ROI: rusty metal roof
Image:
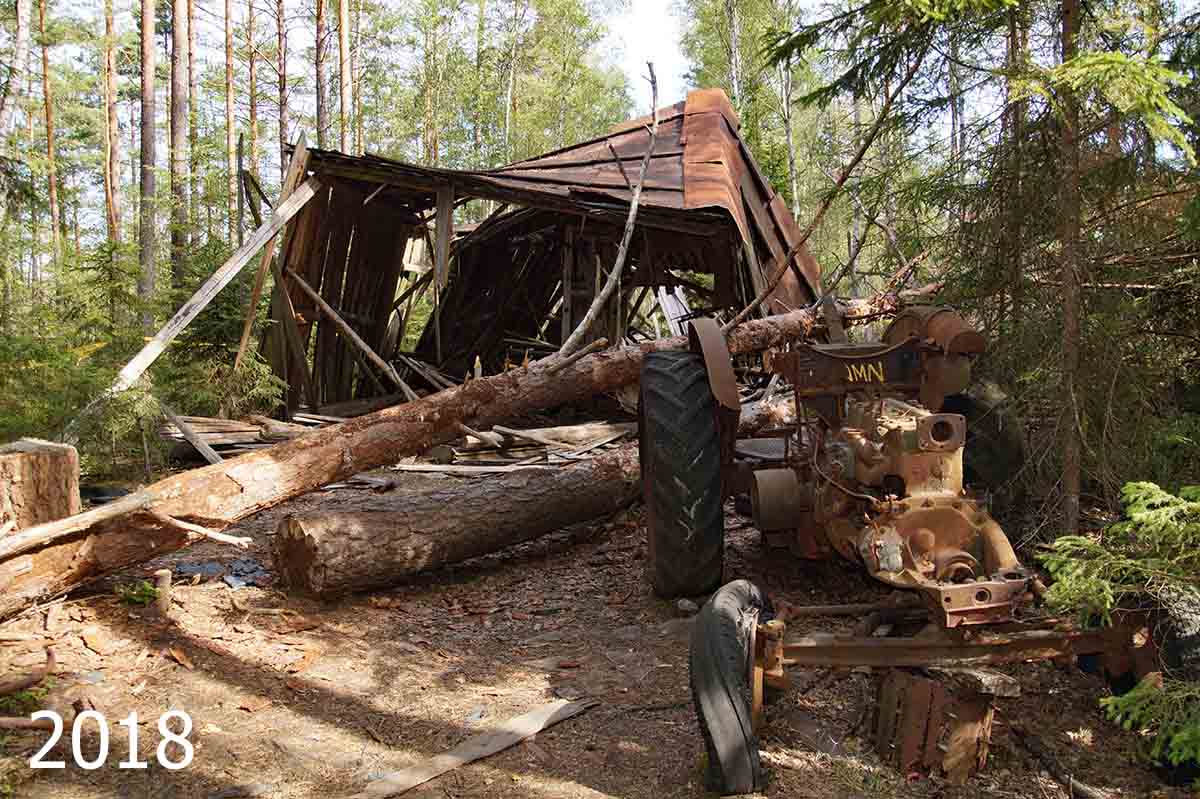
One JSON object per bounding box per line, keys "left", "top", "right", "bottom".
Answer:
{"left": 301, "top": 88, "right": 820, "bottom": 301}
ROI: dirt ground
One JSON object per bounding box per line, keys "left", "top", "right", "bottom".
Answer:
{"left": 0, "top": 472, "right": 1188, "bottom": 799}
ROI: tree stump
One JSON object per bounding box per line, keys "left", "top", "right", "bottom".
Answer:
{"left": 0, "top": 439, "right": 81, "bottom": 535}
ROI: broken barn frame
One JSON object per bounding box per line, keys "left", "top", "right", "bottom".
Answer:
{"left": 261, "top": 88, "right": 821, "bottom": 413}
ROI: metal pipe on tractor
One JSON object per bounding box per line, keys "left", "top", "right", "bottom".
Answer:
{"left": 637, "top": 304, "right": 1149, "bottom": 794}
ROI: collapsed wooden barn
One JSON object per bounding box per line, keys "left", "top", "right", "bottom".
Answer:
{"left": 262, "top": 88, "right": 821, "bottom": 415}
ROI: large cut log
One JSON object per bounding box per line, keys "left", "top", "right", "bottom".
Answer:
{"left": 274, "top": 443, "right": 640, "bottom": 597}
{"left": 0, "top": 440, "right": 80, "bottom": 534}
{"left": 0, "top": 286, "right": 934, "bottom": 621}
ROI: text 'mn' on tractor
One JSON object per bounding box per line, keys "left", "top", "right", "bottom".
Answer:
{"left": 638, "top": 305, "right": 1147, "bottom": 794}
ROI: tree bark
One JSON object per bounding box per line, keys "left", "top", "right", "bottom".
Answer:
{"left": 274, "top": 443, "right": 641, "bottom": 597}
{"left": 0, "top": 0, "right": 31, "bottom": 135}
{"left": 725, "top": 0, "right": 741, "bottom": 107}
{"left": 337, "top": 0, "right": 350, "bottom": 151}
{"left": 351, "top": 0, "right": 362, "bottom": 155}
{"left": 226, "top": 0, "right": 237, "bottom": 242}
{"left": 103, "top": 0, "right": 121, "bottom": 245}
{"left": 39, "top": 0, "right": 60, "bottom": 269}
{"left": 0, "top": 287, "right": 930, "bottom": 621}
{"left": 187, "top": 0, "right": 198, "bottom": 244}
{"left": 277, "top": 0, "right": 287, "bottom": 179}
{"left": 0, "top": 439, "right": 80, "bottom": 534}
{"left": 1059, "top": 0, "right": 1082, "bottom": 533}
{"left": 473, "top": 0, "right": 485, "bottom": 165}
{"left": 138, "top": 0, "right": 156, "bottom": 332}
{"left": 315, "top": 0, "right": 327, "bottom": 149}
{"left": 170, "top": 0, "right": 189, "bottom": 288}
{"left": 248, "top": 1, "right": 259, "bottom": 172}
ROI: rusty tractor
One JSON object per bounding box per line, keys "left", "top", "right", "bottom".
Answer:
{"left": 637, "top": 305, "right": 1148, "bottom": 794}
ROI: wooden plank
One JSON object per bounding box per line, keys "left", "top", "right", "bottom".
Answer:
{"left": 103, "top": 177, "right": 321, "bottom": 396}
{"left": 434, "top": 184, "right": 453, "bottom": 288}
{"left": 158, "top": 402, "right": 223, "bottom": 465}
{"left": 352, "top": 700, "right": 598, "bottom": 799}
{"left": 234, "top": 135, "right": 310, "bottom": 371}
{"left": 270, "top": 259, "right": 321, "bottom": 412}
{"left": 286, "top": 268, "right": 420, "bottom": 403}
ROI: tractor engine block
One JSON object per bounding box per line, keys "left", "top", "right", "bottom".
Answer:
{"left": 749, "top": 307, "right": 1034, "bottom": 628}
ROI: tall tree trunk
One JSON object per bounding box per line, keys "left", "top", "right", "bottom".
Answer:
{"left": 314, "top": 0, "right": 327, "bottom": 149}
{"left": 103, "top": 0, "right": 122, "bottom": 245}
{"left": 39, "top": 0, "right": 60, "bottom": 270}
{"left": 1059, "top": 0, "right": 1082, "bottom": 533}
{"left": 351, "top": 0, "right": 362, "bottom": 155}
{"left": 138, "top": 0, "right": 156, "bottom": 332}
{"left": 225, "top": 0, "right": 236, "bottom": 241}
{"left": 337, "top": 0, "right": 350, "bottom": 151}
{"left": 503, "top": 0, "right": 523, "bottom": 162}
{"left": 0, "top": 0, "right": 31, "bottom": 136}
{"left": 277, "top": 0, "right": 287, "bottom": 178}
{"left": 726, "top": 0, "right": 741, "bottom": 107}
{"left": 188, "top": 0, "right": 198, "bottom": 245}
{"left": 1005, "top": 7, "right": 1027, "bottom": 326}
{"left": 248, "top": 1, "right": 259, "bottom": 173}
{"left": 473, "top": 0, "right": 485, "bottom": 166}
{"left": 781, "top": 59, "right": 798, "bottom": 218}
{"left": 170, "top": 0, "right": 189, "bottom": 288}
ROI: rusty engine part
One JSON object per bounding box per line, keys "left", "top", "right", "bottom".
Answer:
{"left": 741, "top": 305, "right": 1031, "bottom": 628}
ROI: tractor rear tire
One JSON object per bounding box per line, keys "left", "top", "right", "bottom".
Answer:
{"left": 689, "top": 579, "right": 772, "bottom": 795}
{"left": 639, "top": 350, "right": 724, "bottom": 599}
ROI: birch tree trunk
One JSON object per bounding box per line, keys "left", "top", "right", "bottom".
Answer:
{"left": 39, "top": 0, "right": 61, "bottom": 270}
{"left": 170, "top": 0, "right": 189, "bottom": 288}
{"left": 0, "top": 0, "right": 30, "bottom": 135}
{"left": 138, "top": 0, "right": 156, "bottom": 332}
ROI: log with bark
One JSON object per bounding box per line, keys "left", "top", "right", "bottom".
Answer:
{"left": 0, "top": 440, "right": 80, "bottom": 534}
{"left": 275, "top": 395, "right": 799, "bottom": 597}
{"left": 274, "top": 443, "right": 640, "bottom": 597}
{"left": 0, "top": 286, "right": 934, "bottom": 621}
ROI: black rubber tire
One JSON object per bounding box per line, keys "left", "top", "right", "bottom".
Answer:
{"left": 639, "top": 350, "right": 724, "bottom": 598}
{"left": 689, "top": 579, "right": 772, "bottom": 795}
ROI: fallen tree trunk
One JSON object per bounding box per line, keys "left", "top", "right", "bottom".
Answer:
{"left": 0, "top": 286, "right": 934, "bottom": 621}
{"left": 274, "top": 443, "right": 640, "bottom": 597}
{"left": 274, "top": 396, "right": 796, "bottom": 596}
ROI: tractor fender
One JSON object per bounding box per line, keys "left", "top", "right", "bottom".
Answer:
{"left": 687, "top": 318, "right": 740, "bottom": 413}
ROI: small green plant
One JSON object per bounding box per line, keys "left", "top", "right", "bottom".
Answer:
{"left": 1042, "top": 482, "right": 1200, "bottom": 625}
{"left": 115, "top": 579, "right": 159, "bottom": 606}
{"left": 0, "top": 684, "right": 48, "bottom": 716}
{"left": 1102, "top": 673, "right": 1200, "bottom": 766}
{"left": 1043, "top": 482, "right": 1200, "bottom": 769}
